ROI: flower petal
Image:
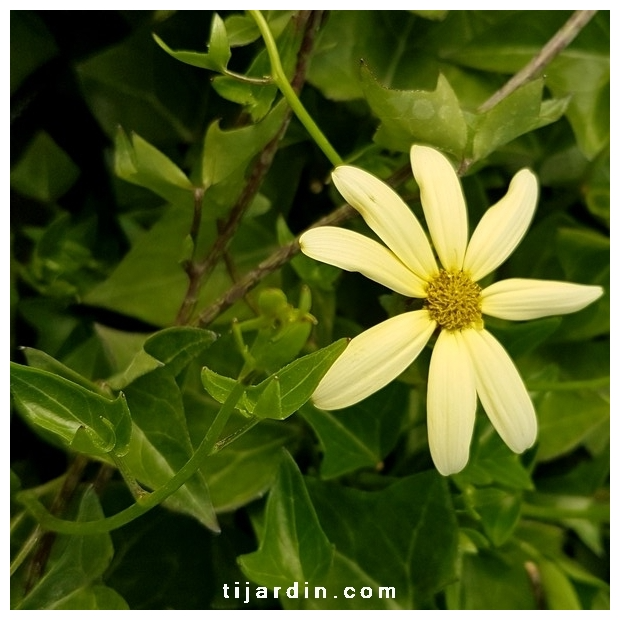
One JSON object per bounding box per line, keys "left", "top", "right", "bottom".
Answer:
{"left": 463, "top": 169, "right": 538, "bottom": 281}
{"left": 312, "top": 310, "right": 435, "bottom": 410}
{"left": 331, "top": 166, "right": 437, "bottom": 280}
{"left": 299, "top": 227, "right": 427, "bottom": 297}
{"left": 410, "top": 145, "right": 468, "bottom": 271}
{"left": 462, "top": 328, "right": 537, "bottom": 453}
{"left": 481, "top": 278, "right": 604, "bottom": 320}
{"left": 427, "top": 330, "right": 477, "bottom": 476}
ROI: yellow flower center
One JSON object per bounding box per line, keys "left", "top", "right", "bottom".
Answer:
{"left": 425, "top": 270, "right": 483, "bottom": 331}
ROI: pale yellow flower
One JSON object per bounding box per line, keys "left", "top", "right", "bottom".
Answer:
{"left": 299, "top": 145, "right": 603, "bottom": 476}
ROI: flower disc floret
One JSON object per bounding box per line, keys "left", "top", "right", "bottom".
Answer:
{"left": 425, "top": 270, "right": 483, "bottom": 331}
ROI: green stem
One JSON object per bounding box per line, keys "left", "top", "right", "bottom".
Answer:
{"left": 249, "top": 10, "right": 343, "bottom": 168}
{"left": 111, "top": 454, "right": 148, "bottom": 500}
{"left": 17, "top": 380, "right": 247, "bottom": 535}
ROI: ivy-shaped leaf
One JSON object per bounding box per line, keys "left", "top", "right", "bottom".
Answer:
{"left": 361, "top": 64, "right": 468, "bottom": 157}
{"left": 15, "top": 488, "right": 128, "bottom": 610}
{"left": 238, "top": 451, "right": 334, "bottom": 588}
{"left": 114, "top": 127, "right": 194, "bottom": 208}
{"left": 10, "top": 363, "right": 132, "bottom": 457}
{"left": 153, "top": 14, "right": 231, "bottom": 72}
{"left": 300, "top": 381, "right": 409, "bottom": 479}
{"left": 472, "top": 79, "right": 570, "bottom": 161}
{"left": 122, "top": 367, "right": 219, "bottom": 532}
{"left": 201, "top": 339, "right": 348, "bottom": 420}
{"left": 305, "top": 471, "right": 459, "bottom": 609}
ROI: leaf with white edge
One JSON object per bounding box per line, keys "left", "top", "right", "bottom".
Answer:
{"left": 10, "top": 363, "right": 132, "bottom": 457}
{"left": 238, "top": 451, "right": 334, "bottom": 589}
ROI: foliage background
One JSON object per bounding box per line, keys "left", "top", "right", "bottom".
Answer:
{"left": 10, "top": 10, "right": 609, "bottom": 610}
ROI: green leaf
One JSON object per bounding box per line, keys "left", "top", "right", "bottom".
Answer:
{"left": 410, "top": 10, "right": 449, "bottom": 21}
{"left": 200, "top": 366, "right": 238, "bottom": 404}
{"left": 199, "top": 418, "right": 299, "bottom": 513}
{"left": 223, "top": 13, "right": 261, "bottom": 46}
{"left": 456, "top": 432, "right": 534, "bottom": 491}
{"left": 104, "top": 326, "right": 217, "bottom": 390}
{"left": 238, "top": 451, "right": 334, "bottom": 589}
{"left": 143, "top": 326, "right": 218, "bottom": 376}
{"left": 361, "top": 65, "right": 468, "bottom": 156}
{"left": 77, "top": 27, "right": 199, "bottom": 142}
{"left": 114, "top": 127, "right": 194, "bottom": 207}
{"left": 121, "top": 368, "right": 219, "bottom": 532}
{"left": 17, "top": 213, "right": 106, "bottom": 299}
{"left": 538, "top": 559, "right": 581, "bottom": 610}
{"left": 211, "top": 13, "right": 300, "bottom": 121}
{"left": 104, "top": 489, "right": 253, "bottom": 609}
{"left": 469, "top": 488, "right": 522, "bottom": 547}
{"left": 22, "top": 347, "right": 111, "bottom": 396}
{"left": 52, "top": 586, "right": 129, "bottom": 610}
{"left": 446, "top": 11, "right": 609, "bottom": 158}
{"left": 453, "top": 548, "right": 537, "bottom": 609}
{"left": 245, "top": 299, "right": 316, "bottom": 375}
{"left": 201, "top": 339, "right": 348, "bottom": 420}
{"left": 10, "top": 131, "right": 80, "bottom": 202}
{"left": 308, "top": 11, "right": 428, "bottom": 102}
{"left": 10, "top": 11, "right": 58, "bottom": 94}
{"left": 201, "top": 98, "right": 288, "bottom": 189}
{"left": 583, "top": 148, "right": 610, "bottom": 227}
{"left": 252, "top": 377, "right": 283, "bottom": 419}
{"left": 306, "top": 471, "right": 459, "bottom": 608}
{"left": 83, "top": 204, "right": 276, "bottom": 326}
{"left": 10, "top": 363, "right": 132, "bottom": 457}
{"left": 301, "top": 381, "right": 409, "bottom": 479}
{"left": 152, "top": 14, "right": 231, "bottom": 72}
{"left": 553, "top": 227, "right": 609, "bottom": 341}
{"left": 472, "top": 79, "right": 569, "bottom": 161}
{"left": 252, "top": 339, "right": 348, "bottom": 419}
{"left": 537, "top": 390, "right": 609, "bottom": 462}
{"left": 15, "top": 488, "right": 126, "bottom": 610}
{"left": 486, "top": 317, "right": 561, "bottom": 360}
